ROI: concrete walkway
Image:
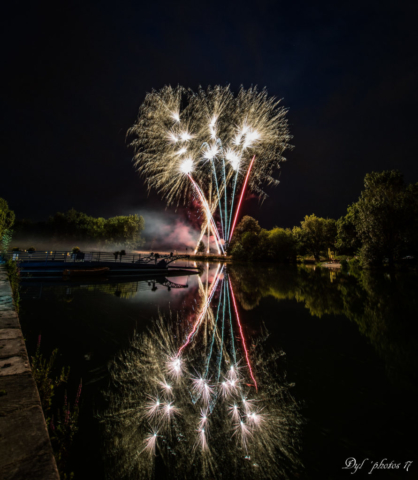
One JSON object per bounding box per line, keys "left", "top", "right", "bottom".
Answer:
{"left": 0, "top": 265, "right": 59, "bottom": 479}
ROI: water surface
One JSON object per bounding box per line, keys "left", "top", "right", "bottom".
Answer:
{"left": 19, "top": 264, "right": 418, "bottom": 479}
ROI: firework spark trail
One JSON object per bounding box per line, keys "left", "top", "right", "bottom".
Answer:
{"left": 177, "top": 264, "right": 222, "bottom": 357}
{"left": 158, "top": 379, "right": 174, "bottom": 396}
{"left": 228, "top": 404, "right": 241, "bottom": 423}
{"left": 195, "top": 427, "right": 209, "bottom": 452}
{"left": 188, "top": 174, "right": 224, "bottom": 254}
{"left": 220, "top": 147, "right": 228, "bottom": 242}
{"left": 205, "top": 279, "right": 224, "bottom": 378}
{"left": 217, "top": 280, "right": 226, "bottom": 383}
{"left": 194, "top": 200, "right": 219, "bottom": 254}
{"left": 198, "top": 409, "right": 209, "bottom": 431}
{"left": 141, "top": 432, "right": 158, "bottom": 458}
{"left": 145, "top": 397, "right": 162, "bottom": 420}
{"left": 229, "top": 280, "right": 258, "bottom": 391}
{"left": 166, "top": 357, "right": 182, "bottom": 380}
{"left": 228, "top": 155, "right": 256, "bottom": 242}
{"left": 210, "top": 159, "right": 225, "bottom": 241}
{"left": 192, "top": 377, "right": 214, "bottom": 405}
{"left": 233, "top": 420, "right": 253, "bottom": 451}
{"left": 226, "top": 279, "right": 237, "bottom": 364}
{"left": 190, "top": 176, "right": 221, "bottom": 254}
{"left": 226, "top": 169, "right": 239, "bottom": 242}
{"left": 242, "top": 397, "right": 256, "bottom": 414}
{"left": 190, "top": 174, "right": 222, "bottom": 251}
{"left": 247, "top": 411, "right": 266, "bottom": 430}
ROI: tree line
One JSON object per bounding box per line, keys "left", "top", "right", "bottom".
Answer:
{"left": 230, "top": 170, "right": 418, "bottom": 267}
{"left": 1, "top": 206, "right": 145, "bottom": 251}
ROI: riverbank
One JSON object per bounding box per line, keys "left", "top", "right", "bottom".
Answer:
{"left": 0, "top": 265, "right": 59, "bottom": 480}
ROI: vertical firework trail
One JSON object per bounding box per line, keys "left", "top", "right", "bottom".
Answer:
{"left": 229, "top": 279, "right": 258, "bottom": 391}
{"left": 188, "top": 174, "right": 224, "bottom": 254}
{"left": 177, "top": 264, "right": 223, "bottom": 357}
{"left": 228, "top": 155, "right": 256, "bottom": 242}
{"left": 226, "top": 281, "right": 237, "bottom": 364}
{"left": 205, "top": 282, "right": 223, "bottom": 378}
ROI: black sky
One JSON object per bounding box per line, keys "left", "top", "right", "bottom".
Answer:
{"left": 1, "top": 0, "right": 417, "bottom": 229}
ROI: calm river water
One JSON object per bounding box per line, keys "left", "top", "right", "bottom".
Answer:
{"left": 18, "top": 263, "right": 418, "bottom": 479}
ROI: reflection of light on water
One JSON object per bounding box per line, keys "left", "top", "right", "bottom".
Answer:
{"left": 99, "top": 262, "right": 303, "bottom": 479}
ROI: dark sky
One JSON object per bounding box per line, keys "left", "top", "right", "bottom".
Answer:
{"left": 1, "top": 0, "right": 417, "bottom": 230}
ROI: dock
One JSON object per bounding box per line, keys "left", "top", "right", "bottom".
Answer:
{"left": 0, "top": 265, "right": 59, "bottom": 480}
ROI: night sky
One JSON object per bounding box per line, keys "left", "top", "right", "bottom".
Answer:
{"left": 1, "top": 0, "right": 417, "bottom": 231}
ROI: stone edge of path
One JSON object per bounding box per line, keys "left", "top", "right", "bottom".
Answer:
{"left": 0, "top": 265, "right": 60, "bottom": 480}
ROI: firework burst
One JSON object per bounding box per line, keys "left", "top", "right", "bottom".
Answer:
{"left": 233, "top": 420, "right": 253, "bottom": 451}
{"left": 166, "top": 356, "right": 183, "bottom": 380}
{"left": 144, "top": 396, "right": 162, "bottom": 420}
{"left": 128, "top": 85, "right": 292, "bottom": 252}
{"left": 158, "top": 379, "right": 174, "bottom": 396}
{"left": 162, "top": 402, "right": 180, "bottom": 422}
{"left": 141, "top": 431, "right": 158, "bottom": 458}
{"left": 192, "top": 376, "right": 214, "bottom": 405}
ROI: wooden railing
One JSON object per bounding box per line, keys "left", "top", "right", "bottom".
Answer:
{"left": 5, "top": 250, "right": 190, "bottom": 265}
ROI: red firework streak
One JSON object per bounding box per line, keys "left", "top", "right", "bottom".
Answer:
{"left": 187, "top": 174, "right": 224, "bottom": 253}
{"left": 229, "top": 279, "right": 258, "bottom": 391}
{"left": 177, "top": 265, "right": 222, "bottom": 357}
{"left": 229, "top": 155, "right": 256, "bottom": 242}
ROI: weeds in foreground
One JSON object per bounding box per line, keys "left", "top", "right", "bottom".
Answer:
{"left": 4, "top": 258, "right": 20, "bottom": 312}
{"left": 31, "top": 336, "right": 82, "bottom": 479}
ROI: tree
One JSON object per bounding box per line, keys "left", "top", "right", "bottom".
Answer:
{"left": 104, "top": 214, "right": 145, "bottom": 250}
{"left": 0, "top": 198, "right": 15, "bottom": 239}
{"left": 197, "top": 240, "right": 206, "bottom": 253}
{"left": 268, "top": 228, "right": 296, "bottom": 262}
{"left": 293, "top": 214, "right": 337, "bottom": 261}
{"left": 229, "top": 216, "right": 261, "bottom": 248}
{"left": 354, "top": 170, "right": 418, "bottom": 267}
{"left": 241, "top": 231, "right": 260, "bottom": 259}
{"left": 16, "top": 209, "right": 146, "bottom": 250}
{"left": 336, "top": 204, "right": 361, "bottom": 255}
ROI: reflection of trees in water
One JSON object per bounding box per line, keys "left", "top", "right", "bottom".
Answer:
{"left": 99, "top": 268, "right": 302, "bottom": 480}
{"left": 342, "top": 272, "right": 418, "bottom": 390}
{"left": 230, "top": 265, "right": 343, "bottom": 317}
{"left": 230, "top": 265, "right": 418, "bottom": 390}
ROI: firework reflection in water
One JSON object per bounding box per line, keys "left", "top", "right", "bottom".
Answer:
{"left": 100, "top": 269, "right": 303, "bottom": 479}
